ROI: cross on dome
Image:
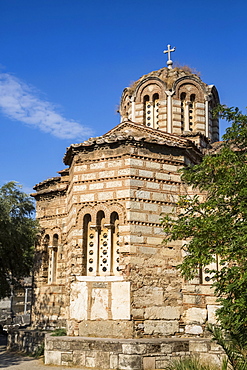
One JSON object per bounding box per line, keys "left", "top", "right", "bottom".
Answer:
{"left": 163, "top": 44, "right": 176, "bottom": 69}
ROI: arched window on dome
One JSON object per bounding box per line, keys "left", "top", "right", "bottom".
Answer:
{"left": 189, "top": 94, "right": 196, "bottom": 131}
{"left": 180, "top": 92, "right": 186, "bottom": 132}
{"left": 144, "top": 95, "right": 151, "bottom": 127}
{"left": 153, "top": 93, "right": 159, "bottom": 129}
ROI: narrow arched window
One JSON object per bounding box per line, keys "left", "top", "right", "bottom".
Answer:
{"left": 144, "top": 95, "right": 153, "bottom": 127}
{"left": 180, "top": 92, "right": 186, "bottom": 132}
{"left": 110, "top": 212, "right": 120, "bottom": 275}
{"left": 189, "top": 94, "right": 196, "bottom": 131}
{"left": 153, "top": 93, "right": 159, "bottom": 129}
{"left": 42, "top": 234, "right": 49, "bottom": 282}
{"left": 48, "top": 234, "right": 58, "bottom": 284}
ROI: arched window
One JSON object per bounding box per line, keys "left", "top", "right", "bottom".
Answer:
{"left": 48, "top": 234, "right": 58, "bottom": 284}
{"left": 153, "top": 93, "right": 159, "bottom": 129}
{"left": 180, "top": 92, "right": 186, "bottom": 132}
{"left": 84, "top": 211, "right": 120, "bottom": 276}
{"left": 189, "top": 94, "right": 196, "bottom": 131}
{"left": 110, "top": 212, "right": 120, "bottom": 275}
{"left": 42, "top": 234, "right": 49, "bottom": 282}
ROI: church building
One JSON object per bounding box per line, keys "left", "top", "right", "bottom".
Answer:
{"left": 32, "top": 47, "right": 220, "bottom": 343}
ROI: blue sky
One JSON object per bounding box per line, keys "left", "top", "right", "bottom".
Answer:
{"left": 0, "top": 0, "right": 247, "bottom": 193}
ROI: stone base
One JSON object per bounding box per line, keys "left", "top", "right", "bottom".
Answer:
{"left": 45, "top": 334, "right": 224, "bottom": 370}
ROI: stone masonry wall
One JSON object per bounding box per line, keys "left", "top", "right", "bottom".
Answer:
{"left": 45, "top": 334, "right": 224, "bottom": 370}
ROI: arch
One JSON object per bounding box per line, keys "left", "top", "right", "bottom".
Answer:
{"left": 134, "top": 77, "right": 165, "bottom": 103}
{"left": 173, "top": 76, "right": 207, "bottom": 100}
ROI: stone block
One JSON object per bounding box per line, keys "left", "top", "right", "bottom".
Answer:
{"left": 139, "top": 169, "right": 154, "bottom": 178}
{"left": 98, "top": 191, "right": 114, "bottom": 201}
{"left": 81, "top": 173, "right": 96, "bottom": 180}
{"left": 91, "top": 287, "right": 108, "bottom": 320}
{"left": 111, "top": 281, "right": 131, "bottom": 320}
{"left": 45, "top": 350, "right": 61, "bottom": 365}
{"left": 122, "top": 343, "right": 146, "bottom": 354}
{"left": 144, "top": 320, "right": 179, "bottom": 335}
{"left": 132, "top": 308, "right": 144, "bottom": 319}
{"left": 74, "top": 164, "right": 87, "bottom": 172}
{"left": 146, "top": 161, "right": 161, "bottom": 170}
{"left": 73, "top": 184, "right": 87, "bottom": 191}
{"left": 146, "top": 236, "right": 163, "bottom": 245}
{"left": 185, "top": 325, "right": 203, "bottom": 335}
{"left": 126, "top": 158, "right": 144, "bottom": 167}
{"left": 117, "top": 189, "right": 131, "bottom": 198}
{"left": 155, "top": 172, "right": 170, "bottom": 181}
{"left": 199, "top": 353, "right": 223, "bottom": 368}
{"left": 73, "top": 350, "right": 86, "bottom": 366}
{"left": 127, "top": 179, "right": 145, "bottom": 187}
{"left": 89, "top": 183, "right": 104, "bottom": 190}
{"left": 143, "top": 356, "right": 156, "bottom": 370}
{"left": 106, "top": 180, "right": 123, "bottom": 188}
{"left": 147, "top": 213, "right": 160, "bottom": 223}
{"left": 207, "top": 304, "right": 221, "bottom": 324}
{"left": 139, "top": 246, "right": 156, "bottom": 255}
{"left": 146, "top": 181, "right": 160, "bottom": 190}
{"left": 61, "top": 352, "right": 73, "bottom": 363}
{"left": 183, "top": 307, "right": 207, "bottom": 324}
{"left": 119, "top": 354, "right": 142, "bottom": 370}
{"left": 163, "top": 184, "right": 179, "bottom": 192}
{"left": 189, "top": 340, "right": 208, "bottom": 352}
{"left": 128, "top": 211, "right": 146, "bottom": 222}
{"left": 163, "top": 164, "right": 178, "bottom": 172}
{"left": 118, "top": 168, "right": 137, "bottom": 176}
{"left": 90, "top": 162, "right": 106, "bottom": 169}
{"left": 78, "top": 320, "right": 133, "bottom": 338}
{"left": 143, "top": 203, "right": 158, "bottom": 212}
{"left": 80, "top": 193, "right": 95, "bottom": 202}
{"left": 95, "top": 351, "right": 110, "bottom": 369}
{"left": 144, "top": 306, "right": 180, "bottom": 320}
{"left": 85, "top": 356, "right": 96, "bottom": 368}
{"left": 99, "top": 170, "right": 115, "bottom": 178}
{"left": 108, "top": 159, "right": 123, "bottom": 167}
{"left": 155, "top": 358, "right": 170, "bottom": 369}
{"left": 110, "top": 354, "right": 119, "bottom": 369}
{"left": 70, "top": 281, "right": 88, "bottom": 320}
{"left": 136, "top": 190, "right": 151, "bottom": 199}
{"left": 172, "top": 341, "right": 189, "bottom": 352}
{"left": 161, "top": 343, "right": 172, "bottom": 353}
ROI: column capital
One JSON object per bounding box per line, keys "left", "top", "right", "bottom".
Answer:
{"left": 165, "top": 90, "right": 175, "bottom": 97}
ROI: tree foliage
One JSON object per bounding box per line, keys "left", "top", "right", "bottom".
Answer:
{"left": 0, "top": 181, "right": 38, "bottom": 298}
{"left": 161, "top": 105, "right": 247, "bottom": 348}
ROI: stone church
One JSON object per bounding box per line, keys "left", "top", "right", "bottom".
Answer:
{"left": 32, "top": 48, "right": 220, "bottom": 345}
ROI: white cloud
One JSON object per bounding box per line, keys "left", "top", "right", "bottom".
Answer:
{"left": 0, "top": 73, "right": 93, "bottom": 140}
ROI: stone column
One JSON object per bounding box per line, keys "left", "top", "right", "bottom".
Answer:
{"left": 184, "top": 101, "right": 190, "bottom": 132}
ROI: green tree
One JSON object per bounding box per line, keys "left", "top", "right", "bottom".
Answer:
{"left": 162, "top": 105, "right": 247, "bottom": 348}
{"left": 0, "top": 181, "right": 38, "bottom": 298}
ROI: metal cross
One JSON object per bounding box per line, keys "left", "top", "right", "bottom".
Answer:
{"left": 163, "top": 44, "right": 176, "bottom": 69}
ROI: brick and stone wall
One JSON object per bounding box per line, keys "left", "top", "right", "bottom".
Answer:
{"left": 32, "top": 65, "right": 220, "bottom": 342}
{"left": 45, "top": 334, "right": 224, "bottom": 370}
